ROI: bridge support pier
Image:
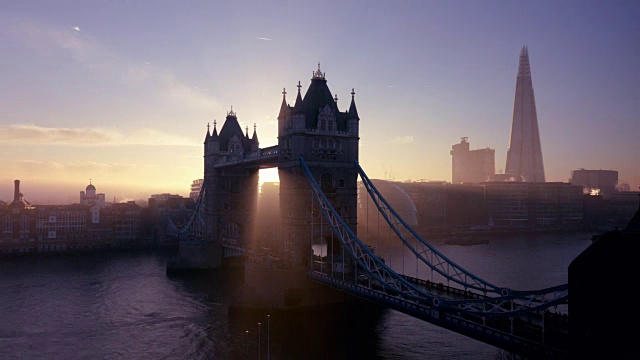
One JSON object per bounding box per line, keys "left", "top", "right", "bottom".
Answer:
{"left": 166, "top": 242, "right": 222, "bottom": 274}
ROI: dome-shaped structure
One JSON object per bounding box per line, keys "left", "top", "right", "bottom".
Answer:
{"left": 86, "top": 184, "right": 96, "bottom": 191}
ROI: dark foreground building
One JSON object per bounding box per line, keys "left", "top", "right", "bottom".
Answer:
{"left": 568, "top": 195, "right": 640, "bottom": 359}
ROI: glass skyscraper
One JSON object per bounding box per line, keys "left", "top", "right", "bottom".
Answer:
{"left": 505, "top": 46, "right": 546, "bottom": 182}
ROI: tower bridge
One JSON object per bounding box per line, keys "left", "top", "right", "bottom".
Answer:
{"left": 167, "top": 65, "right": 581, "bottom": 359}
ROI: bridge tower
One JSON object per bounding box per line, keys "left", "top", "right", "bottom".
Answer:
{"left": 277, "top": 64, "right": 360, "bottom": 268}
{"left": 198, "top": 108, "right": 261, "bottom": 268}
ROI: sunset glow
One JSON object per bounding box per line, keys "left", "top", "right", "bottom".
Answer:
{"left": 1, "top": 1, "right": 638, "bottom": 204}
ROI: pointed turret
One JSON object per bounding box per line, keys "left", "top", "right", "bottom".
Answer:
{"left": 212, "top": 119, "right": 218, "bottom": 137}
{"left": 251, "top": 123, "right": 259, "bottom": 151}
{"left": 204, "top": 122, "right": 211, "bottom": 144}
{"left": 252, "top": 123, "right": 259, "bottom": 143}
{"left": 277, "top": 88, "right": 288, "bottom": 121}
{"left": 348, "top": 88, "right": 360, "bottom": 120}
{"left": 205, "top": 119, "right": 220, "bottom": 154}
{"left": 294, "top": 81, "right": 303, "bottom": 109}
{"left": 218, "top": 106, "right": 245, "bottom": 151}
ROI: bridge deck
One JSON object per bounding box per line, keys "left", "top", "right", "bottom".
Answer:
{"left": 310, "top": 269, "right": 569, "bottom": 359}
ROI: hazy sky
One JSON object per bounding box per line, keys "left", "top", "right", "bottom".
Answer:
{"left": 1, "top": 1, "right": 638, "bottom": 204}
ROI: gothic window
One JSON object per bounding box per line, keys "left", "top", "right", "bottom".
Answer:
{"left": 339, "top": 178, "right": 345, "bottom": 188}
{"left": 317, "top": 105, "right": 336, "bottom": 132}
{"left": 321, "top": 173, "right": 335, "bottom": 193}
{"left": 229, "top": 135, "right": 243, "bottom": 154}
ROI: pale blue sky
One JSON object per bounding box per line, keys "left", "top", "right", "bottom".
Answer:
{"left": 1, "top": 1, "right": 638, "bottom": 203}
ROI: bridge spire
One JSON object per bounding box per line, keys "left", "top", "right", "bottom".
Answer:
{"left": 252, "top": 123, "right": 259, "bottom": 144}
{"left": 212, "top": 119, "right": 218, "bottom": 137}
{"left": 294, "top": 81, "right": 303, "bottom": 109}
{"left": 278, "top": 87, "right": 289, "bottom": 120}
{"left": 205, "top": 122, "right": 211, "bottom": 142}
{"left": 349, "top": 88, "right": 359, "bottom": 120}
{"left": 312, "top": 62, "right": 325, "bottom": 80}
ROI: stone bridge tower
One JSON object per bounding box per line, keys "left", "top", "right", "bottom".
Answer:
{"left": 200, "top": 108, "right": 260, "bottom": 268}
{"left": 277, "top": 64, "right": 360, "bottom": 268}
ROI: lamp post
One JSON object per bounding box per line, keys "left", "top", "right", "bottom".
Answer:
{"left": 258, "top": 322, "right": 262, "bottom": 360}
{"left": 245, "top": 330, "right": 249, "bottom": 359}
{"left": 267, "top": 314, "right": 270, "bottom": 360}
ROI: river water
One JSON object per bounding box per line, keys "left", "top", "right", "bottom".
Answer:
{"left": 0, "top": 231, "right": 592, "bottom": 359}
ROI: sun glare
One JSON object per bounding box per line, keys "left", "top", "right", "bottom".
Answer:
{"left": 259, "top": 168, "right": 279, "bottom": 191}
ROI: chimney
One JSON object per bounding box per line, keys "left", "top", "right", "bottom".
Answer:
{"left": 13, "top": 180, "right": 20, "bottom": 203}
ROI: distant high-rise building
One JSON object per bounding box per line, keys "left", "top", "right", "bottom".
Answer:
{"left": 505, "top": 46, "right": 546, "bottom": 182}
{"left": 450, "top": 137, "right": 495, "bottom": 184}
{"left": 190, "top": 179, "right": 204, "bottom": 201}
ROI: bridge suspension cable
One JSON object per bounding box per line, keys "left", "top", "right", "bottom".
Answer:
{"left": 300, "top": 156, "right": 437, "bottom": 303}
{"left": 303, "top": 157, "right": 568, "bottom": 317}
{"left": 356, "top": 160, "right": 568, "bottom": 302}
{"left": 166, "top": 179, "right": 206, "bottom": 243}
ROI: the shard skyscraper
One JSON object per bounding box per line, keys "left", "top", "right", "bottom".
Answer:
{"left": 505, "top": 46, "right": 546, "bottom": 182}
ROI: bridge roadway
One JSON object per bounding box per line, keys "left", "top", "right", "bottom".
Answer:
{"left": 309, "top": 265, "right": 569, "bottom": 359}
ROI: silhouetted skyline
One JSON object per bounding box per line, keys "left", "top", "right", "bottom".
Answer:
{"left": 1, "top": 1, "right": 638, "bottom": 203}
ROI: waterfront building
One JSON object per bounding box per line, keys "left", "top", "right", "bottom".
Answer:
{"left": 364, "top": 179, "right": 583, "bottom": 233}
{"left": 109, "top": 201, "right": 143, "bottom": 246}
{"left": 80, "top": 181, "right": 106, "bottom": 224}
{"left": 398, "top": 181, "right": 488, "bottom": 232}
{"left": 505, "top": 46, "right": 546, "bottom": 182}
{"left": 80, "top": 181, "right": 106, "bottom": 207}
{"left": 0, "top": 180, "right": 149, "bottom": 254}
{"left": 1, "top": 180, "right": 36, "bottom": 252}
{"left": 35, "top": 205, "right": 88, "bottom": 251}
{"left": 484, "top": 182, "right": 582, "bottom": 228}
{"left": 148, "top": 193, "right": 195, "bottom": 247}
{"left": 450, "top": 137, "right": 495, "bottom": 184}
{"left": 570, "top": 169, "right": 618, "bottom": 197}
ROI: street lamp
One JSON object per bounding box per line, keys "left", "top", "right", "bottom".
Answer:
{"left": 258, "top": 322, "right": 262, "bottom": 360}
{"left": 245, "top": 330, "right": 249, "bottom": 359}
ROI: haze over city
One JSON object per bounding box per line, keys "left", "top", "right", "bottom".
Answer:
{"left": 1, "top": 1, "right": 638, "bottom": 204}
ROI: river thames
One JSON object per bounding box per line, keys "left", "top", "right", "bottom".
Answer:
{"left": 0, "top": 231, "right": 592, "bottom": 359}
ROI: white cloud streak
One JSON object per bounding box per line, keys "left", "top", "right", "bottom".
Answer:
{"left": 256, "top": 37, "right": 272, "bottom": 41}
{"left": 0, "top": 124, "right": 199, "bottom": 146}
